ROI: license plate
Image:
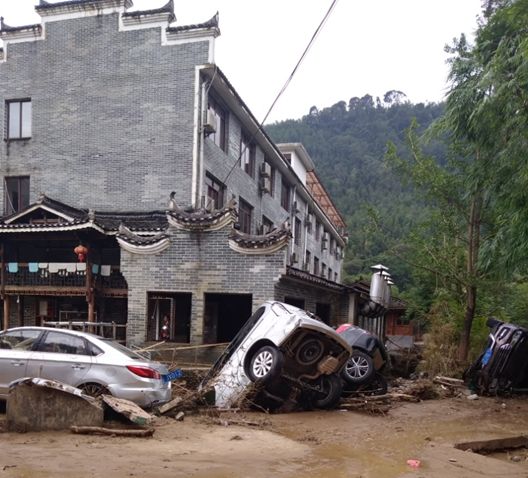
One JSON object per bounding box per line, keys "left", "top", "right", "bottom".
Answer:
{"left": 162, "top": 369, "right": 183, "bottom": 382}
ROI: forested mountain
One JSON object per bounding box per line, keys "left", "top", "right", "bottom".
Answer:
{"left": 266, "top": 95, "right": 445, "bottom": 286}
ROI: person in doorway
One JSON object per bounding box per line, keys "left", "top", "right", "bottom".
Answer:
{"left": 161, "top": 315, "right": 170, "bottom": 340}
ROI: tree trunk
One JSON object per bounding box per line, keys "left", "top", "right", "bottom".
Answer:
{"left": 457, "top": 189, "right": 482, "bottom": 362}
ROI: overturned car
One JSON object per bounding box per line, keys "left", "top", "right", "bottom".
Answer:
{"left": 465, "top": 318, "right": 528, "bottom": 395}
{"left": 201, "top": 301, "right": 351, "bottom": 410}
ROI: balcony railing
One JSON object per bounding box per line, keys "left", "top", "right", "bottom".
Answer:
{"left": 4, "top": 263, "right": 127, "bottom": 290}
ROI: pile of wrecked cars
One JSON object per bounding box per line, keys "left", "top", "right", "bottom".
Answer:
{"left": 201, "top": 300, "right": 388, "bottom": 410}
{"left": 1, "top": 301, "right": 391, "bottom": 414}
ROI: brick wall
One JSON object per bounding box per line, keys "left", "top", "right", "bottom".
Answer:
{"left": 121, "top": 225, "right": 287, "bottom": 345}
{"left": 0, "top": 13, "right": 209, "bottom": 212}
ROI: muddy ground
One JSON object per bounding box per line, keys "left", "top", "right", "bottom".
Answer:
{"left": 2, "top": 394, "right": 528, "bottom": 477}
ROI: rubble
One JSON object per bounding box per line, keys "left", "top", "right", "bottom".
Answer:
{"left": 7, "top": 378, "right": 103, "bottom": 432}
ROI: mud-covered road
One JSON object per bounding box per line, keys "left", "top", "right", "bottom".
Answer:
{"left": 1, "top": 395, "right": 528, "bottom": 477}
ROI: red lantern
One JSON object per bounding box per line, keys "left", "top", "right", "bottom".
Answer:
{"left": 74, "top": 244, "right": 88, "bottom": 263}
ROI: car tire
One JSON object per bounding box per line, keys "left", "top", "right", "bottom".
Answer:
{"left": 296, "top": 338, "right": 324, "bottom": 366}
{"left": 247, "top": 345, "right": 283, "bottom": 383}
{"left": 79, "top": 382, "right": 109, "bottom": 398}
{"left": 342, "top": 350, "right": 375, "bottom": 385}
{"left": 312, "top": 374, "right": 342, "bottom": 409}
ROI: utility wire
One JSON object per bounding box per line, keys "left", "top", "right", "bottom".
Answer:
{"left": 220, "top": 0, "right": 339, "bottom": 186}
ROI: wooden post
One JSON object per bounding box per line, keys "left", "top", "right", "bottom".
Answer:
{"left": 17, "top": 295, "right": 23, "bottom": 327}
{"left": 3, "top": 295, "right": 9, "bottom": 332}
{"left": 1, "top": 243, "right": 7, "bottom": 332}
{"left": 86, "top": 252, "right": 95, "bottom": 324}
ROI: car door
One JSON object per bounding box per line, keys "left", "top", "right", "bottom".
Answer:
{"left": 0, "top": 329, "right": 43, "bottom": 398}
{"left": 25, "top": 330, "right": 92, "bottom": 387}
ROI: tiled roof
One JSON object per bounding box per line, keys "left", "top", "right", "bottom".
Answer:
{"left": 285, "top": 266, "right": 345, "bottom": 292}
{"left": 0, "top": 195, "right": 168, "bottom": 234}
{"left": 0, "top": 20, "right": 42, "bottom": 34}
{"left": 122, "top": 0, "right": 175, "bottom": 23}
{"left": 35, "top": 0, "right": 131, "bottom": 11}
{"left": 167, "top": 198, "right": 236, "bottom": 232}
{"left": 229, "top": 228, "right": 290, "bottom": 249}
{"left": 94, "top": 211, "right": 168, "bottom": 232}
{"left": 166, "top": 12, "right": 218, "bottom": 33}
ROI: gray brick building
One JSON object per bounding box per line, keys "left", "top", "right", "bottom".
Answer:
{"left": 0, "top": 0, "right": 361, "bottom": 345}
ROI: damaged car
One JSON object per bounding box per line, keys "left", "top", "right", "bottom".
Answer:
{"left": 465, "top": 318, "right": 528, "bottom": 395}
{"left": 201, "top": 301, "right": 351, "bottom": 410}
{"left": 336, "top": 323, "right": 390, "bottom": 395}
{"left": 0, "top": 327, "right": 172, "bottom": 408}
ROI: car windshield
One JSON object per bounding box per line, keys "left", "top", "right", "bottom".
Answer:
{"left": 100, "top": 339, "right": 150, "bottom": 360}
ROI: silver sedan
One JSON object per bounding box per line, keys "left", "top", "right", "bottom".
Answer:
{"left": 0, "top": 327, "right": 171, "bottom": 408}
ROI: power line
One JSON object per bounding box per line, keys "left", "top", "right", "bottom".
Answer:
{"left": 220, "top": 0, "right": 339, "bottom": 186}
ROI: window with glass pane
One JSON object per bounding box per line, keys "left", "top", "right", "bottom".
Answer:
{"left": 238, "top": 198, "right": 253, "bottom": 234}
{"left": 281, "top": 177, "right": 290, "bottom": 211}
{"left": 314, "top": 257, "right": 320, "bottom": 276}
{"left": 7, "top": 99, "right": 32, "bottom": 139}
{"left": 262, "top": 216, "right": 273, "bottom": 234}
{"left": 305, "top": 250, "right": 311, "bottom": 272}
{"left": 4, "top": 176, "right": 30, "bottom": 214}
{"left": 240, "top": 133, "right": 255, "bottom": 178}
{"left": 37, "top": 331, "right": 88, "bottom": 355}
{"left": 207, "top": 96, "right": 227, "bottom": 151}
{"left": 294, "top": 217, "right": 302, "bottom": 246}
{"left": 205, "top": 172, "right": 225, "bottom": 209}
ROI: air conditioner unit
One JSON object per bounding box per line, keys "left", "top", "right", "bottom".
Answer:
{"left": 203, "top": 110, "right": 217, "bottom": 136}
{"left": 259, "top": 176, "right": 271, "bottom": 194}
{"left": 260, "top": 162, "right": 272, "bottom": 178}
{"left": 305, "top": 213, "right": 313, "bottom": 226}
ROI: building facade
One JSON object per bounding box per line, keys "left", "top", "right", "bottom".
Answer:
{"left": 0, "top": 0, "right": 359, "bottom": 345}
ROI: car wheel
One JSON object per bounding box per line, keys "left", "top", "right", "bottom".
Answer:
{"left": 79, "top": 383, "right": 109, "bottom": 398}
{"left": 312, "top": 374, "right": 342, "bottom": 409}
{"left": 342, "top": 350, "right": 375, "bottom": 385}
{"left": 296, "top": 338, "right": 324, "bottom": 366}
{"left": 247, "top": 345, "right": 283, "bottom": 383}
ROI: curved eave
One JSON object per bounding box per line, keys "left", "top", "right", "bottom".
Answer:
{"left": 0, "top": 222, "right": 105, "bottom": 234}
{"left": 228, "top": 237, "right": 289, "bottom": 255}
{"left": 117, "top": 237, "right": 170, "bottom": 255}
{"left": 167, "top": 210, "right": 235, "bottom": 232}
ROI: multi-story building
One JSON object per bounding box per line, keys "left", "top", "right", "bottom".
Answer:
{"left": 0, "top": 0, "right": 360, "bottom": 345}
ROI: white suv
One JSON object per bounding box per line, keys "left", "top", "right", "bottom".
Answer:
{"left": 202, "top": 301, "right": 351, "bottom": 409}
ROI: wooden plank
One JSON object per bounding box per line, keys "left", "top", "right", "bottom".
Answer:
{"left": 157, "top": 396, "right": 183, "bottom": 415}
{"left": 455, "top": 435, "right": 528, "bottom": 452}
{"left": 71, "top": 426, "right": 154, "bottom": 437}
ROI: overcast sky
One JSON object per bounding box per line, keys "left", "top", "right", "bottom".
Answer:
{"left": 0, "top": 0, "right": 483, "bottom": 123}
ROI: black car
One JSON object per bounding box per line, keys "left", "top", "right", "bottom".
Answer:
{"left": 465, "top": 318, "right": 528, "bottom": 395}
{"left": 336, "top": 324, "right": 390, "bottom": 395}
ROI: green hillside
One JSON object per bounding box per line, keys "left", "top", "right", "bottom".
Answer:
{"left": 266, "top": 95, "right": 445, "bottom": 286}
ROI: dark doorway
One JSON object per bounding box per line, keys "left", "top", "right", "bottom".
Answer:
{"left": 147, "top": 292, "right": 191, "bottom": 342}
{"left": 203, "top": 293, "right": 252, "bottom": 343}
{"left": 316, "top": 302, "right": 331, "bottom": 325}
{"left": 284, "top": 296, "right": 305, "bottom": 309}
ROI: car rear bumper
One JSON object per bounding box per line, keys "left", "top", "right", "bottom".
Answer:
{"left": 108, "top": 384, "right": 172, "bottom": 408}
